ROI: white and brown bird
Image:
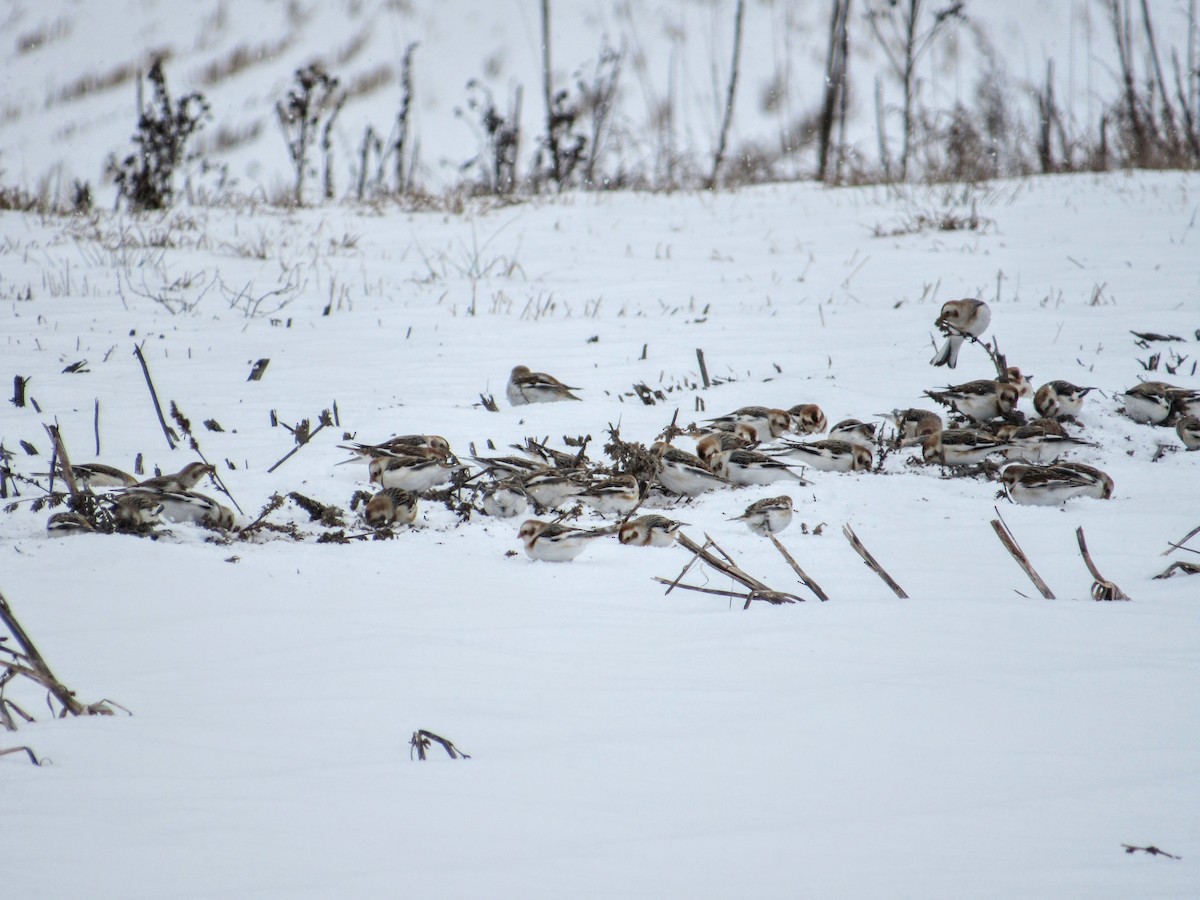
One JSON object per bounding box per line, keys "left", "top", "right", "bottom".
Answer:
{"left": 1177, "top": 415, "right": 1200, "bottom": 450}
{"left": 506, "top": 365, "right": 582, "bottom": 405}
{"left": 930, "top": 298, "right": 991, "bottom": 368}
{"left": 694, "top": 431, "right": 756, "bottom": 466}
{"left": 1005, "top": 367, "right": 1034, "bottom": 400}
{"left": 925, "top": 380, "right": 1019, "bottom": 422}
{"left": 880, "top": 408, "right": 943, "bottom": 443}
{"left": 517, "top": 518, "right": 612, "bottom": 561}
{"left": 137, "top": 462, "right": 215, "bottom": 492}
{"left": 651, "top": 442, "right": 729, "bottom": 496}
{"left": 576, "top": 474, "right": 641, "bottom": 517}
{"left": 787, "top": 404, "right": 828, "bottom": 435}
{"left": 111, "top": 492, "right": 165, "bottom": 528}
{"left": 368, "top": 455, "right": 465, "bottom": 493}
{"left": 779, "top": 439, "right": 872, "bottom": 473}
{"left": 339, "top": 434, "right": 451, "bottom": 462}
{"left": 46, "top": 511, "right": 98, "bottom": 537}
{"left": 999, "top": 462, "right": 1113, "bottom": 505}
{"left": 364, "top": 488, "right": 419, "bottom": 527}
{"left": 914, "top": 429, "right": 1010, "bottom": 466}
{"left": 119, "top": 487, "right": 235, "bottom": 529}
{"left": 1118, "top": 381, "right": 1198, "bottom": 424}
{"left": 728, "top": 495, "right": 794, "bottom": 537}
{"left": 1033, "top": 381, "right": 1095, "bottom": 419}
{"left": 705, "top": 406, "right": 792, "bottom": 442}
{"left": 521, "top": 469, "right": 588, "bottom": 509}
{"left": 827, "top": 419, "right": 877, "bottom": 452}
{"left": 999, "top": 425, "right": 1096, "bottom": 464}
{"left": 65, "top": 463, "right": 138, "bottom": 490}
{"left": 708, "top": 449, "right": 810, "bottom": 486}
{"left": 617, "top": 514, "right": 684, "bottom": 547}
{"left": 480, "top": 480, "right": 529, "bottom": 518}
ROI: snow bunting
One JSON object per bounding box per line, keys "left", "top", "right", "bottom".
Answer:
{"left": 828, "top": 419, "right": 877, "bottom": 451}
{"left": 468, "top": 453, "right": 546, "bottom": 478}
{"left": 915, "top": 429, "right": 1010, "bottom": 466}
{"left": 368, "top": 455, "right": 465, "bottom": 493}
{"left": 138, "top": 462, "right": 215, "bottom": 492}
{"left": 1005, "top": 367, "right": 1034, "bottom": 400}
{"left": 880, "top": 408, "right": 943, "bottom": 443}
{"left": 365, "top": 488, "right": 419, "bottom": 527}
{"left": 999, "top": 425, "right": 1096, "bottom": 463}
{"left": 779, "top": 439, "right": 872, "bottom": 472}
{"left": 1177, "top": 415, "right": 1200, "bottom": 450}
{"left": 708, "top": 448, "right": 811, "bottom": 486}
{"left": 617, "top": 514, "right": 684, "bottom": 547}
{"left": 480, "top": 480, "right": 528, "bottom": 518}
{"left": 651, "top": 442, "right": 729, "bottom": 496}
{"left": 695, "top": 431, "right": 755, "bottom": 465}
{"left": 517, "top": 518, "right": 611, "bottom": 561}
{"left": 521, "top": 469, "right": 588, "bottom": 509}
{"left": 787, "top": 403, "right": 828, "bottom": 435}
{"left": 506, "top": 365, "right": 582, "bottom": 405}
{"left": 728, "top": 495, "right": 794, "bottom": 536}
{"left": 997, "top": 417, "right": 1068, "bottom": 440}
{"left": 705, "top": 406, "right": 792, "bottom": 441}
{"left": 999, "top": 462, "right": 1113, "bottom": 505}
{"left": 67, "top": 463, "right": 138, "bottom": 489}
{"left": 116, "top": 487, "right": 234, "bottom": 529}
{"left": 576, "top": 474, "right": 641, "bottom": 517}
{"left": 1117, "top": 381, "right": 1178, "bottom": 425}
{"left": 1033, "top": 381, "right": 1095, "bottom": 419}
{"left": 930, "top": 298, "right": 991, "bottom": 368}
{"left": 112, "top": 492, "right": 165, "bottom": 528}
{"left": 339, "top": 434, "right": 451, "bottom": 461}
{"left": 925, "top": 380, "right": 1019, "bottom": 422}
{"left": 46, "top": 511, "right": 98, "bottom": 537}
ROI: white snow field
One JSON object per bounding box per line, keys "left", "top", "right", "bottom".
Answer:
{"left": 2, "top": 171, "right": 1198, "bottom": 898}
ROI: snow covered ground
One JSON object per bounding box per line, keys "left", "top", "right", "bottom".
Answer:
{"left": 2, "top": 170, "right": 1198, "bottom": 897}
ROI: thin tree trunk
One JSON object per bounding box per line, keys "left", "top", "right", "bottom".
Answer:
{"left": 708, "top": 0, "right": 746, "bottom": 190}
{"left": 540, "top": 0, "right": 559, "bottom": 185}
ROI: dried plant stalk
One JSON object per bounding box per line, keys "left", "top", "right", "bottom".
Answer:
{"left": 1076, "top": 527, "right": 1130, "bottom": 601}
{"left": 990, "top": 514, "right": 1055, "bottom": 599}
{"left": 842, "top": 524, "right": 908, "bottom": 598}
{"left": 768, "top": 534, "right": 830, "bottom": 602}
{"left": 410, "top": 729, "right": 470, "bottom": 760}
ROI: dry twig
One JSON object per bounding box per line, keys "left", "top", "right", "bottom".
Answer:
{"left": 768, "top": 534, "right": 829, "bottom": 602}
{"left": 1077, "top": 527, "right": 1130, "bottom": 601}
{"left": 842, "top": 524, "right": 908, "bottom": 598}
{"left": 991, "top": 511, "right": 1055, "bottom": 599}
{"left": 410, "top": 729, "right": 470, "bottom": 760}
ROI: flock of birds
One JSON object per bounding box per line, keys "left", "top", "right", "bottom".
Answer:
{"left": 37, "top": 298, "right": 1199, "bottom": 560}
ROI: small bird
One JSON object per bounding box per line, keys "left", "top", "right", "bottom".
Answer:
{"left": 930, "top": 298, "right": 991, "bottom": 368}
{"left": 576, "top": 474, "right": 641, "bottom": 517}
{"left": 517, "top": 518, "right": 611, "bottom": 561}
{"left": 880, "top": 408, "right": 943, "bottom": 443}
{"left": 827, "top": 419, "right": 877, "bottom": 451}
{"left": 46, "top": 511, "right": 98, "bottom": 537}
{"left": 368, "top": 455, "right": 465, "bottom": 493}
{"left": 506, "top": 365, "right": 582, "bottom": 405}
{"left": 119, "top": 487, "right": 235, "bottom": 529}
{"left": 999, "top": 463, "right": 1113, "bottom": 505}
{"left": 521, "top": 469, "right": 588, "bottom": 509}
{"left": 112, "top": 492, "right": 165, "bottom": 528}
{"left": 1005, "top": 367, "right": 1034, "bottom": 400}
{"left": 364, "top": 488, "right": 419, "bottom": 527}
{"left": 65, "top": 463, "right": 138, "bottom": 489}
{"left": 787, "top": 404, "right": 828, "bottom": 435}
{"left": 925, "top": 380, "right": 1019, "bottom": 422}
{"left": 779, "top": 439, "right": 872, "bottom": 473}
{"left": 1117, "top": 381, "right": 1178, "bottom": 425}
{"left": 728, "top": 495, "right": 794, "bottom": 536}
{"left": 618, "top": 514, "right": 684, "bottom": 547}
{"left": 694, "top": 431, "right": 755, "bottom": 465}
{"left": 708, "top": 448, "right": 810, "bottom": 486}
{"left": 996, "top": 417, "right": 1069, "bottom": 440}
{"left": 480, "top": 480, "right": 529, "bottom": 518}
{"left": 138, "top": 462, "right": 215, "bottom": 492}
{"left": 1034, "top": 381, "right": 1095, "bottom": 419}
{"left": 999, "top": 425, "right": 1096, "bottom": 464}
{"left": 914, "top": 429, "right": 1010, "bottom": 466}
{"left": 1177, "top": 415, "right": 1200, "bottom": 450}
{"left": 705, "top": 406, "right": 792, "bottom": 442}
{"left": 339, "top": 434, "right": 451, "bottom": 461}
{"left": 651, "top": 442, "right": 729, "bottom": 496}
